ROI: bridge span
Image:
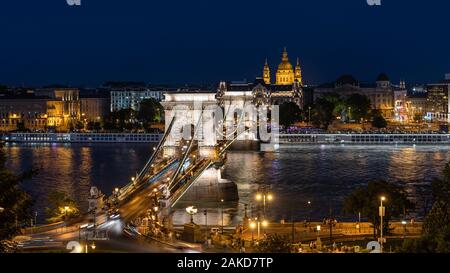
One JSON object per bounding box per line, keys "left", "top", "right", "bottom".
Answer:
{"left": 109, "top": 92, "right": 271, "bottom": 230}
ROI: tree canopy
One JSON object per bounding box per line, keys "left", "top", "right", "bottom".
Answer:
{"left": 346, "top": 93, "right": 371, "bottom": 122}
{"left": 138, "top": 98, "right": 163, "bottom": 122}
{"left": 279, "top": 102, "right": 302, "bottom": 127}
{"left": 401, "top": 161, "right": 450, "bottom": 252}
{"left": 371, "top": 110, "right": 388, "bottom": 129}
{"left": 312, "top": 97, "right": 336, "bottom": 129}
{"left": 45, "top": 191, "right": 79, "bottom": 223}
{"left": 0, "top": 144, "right": 33, "bottom": 252}
{"left": 256, "top": 234, "right": 292, "bottom": 253}
{"left": 343, "top": 180, "right": 413, "bottom": 236}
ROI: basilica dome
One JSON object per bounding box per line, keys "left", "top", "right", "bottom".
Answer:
{"left": 275, "top": 48, "right": 295, "bottom": 85}
{"left": 277, "top": 60, "right": 293, "bottom": 71}
{"left": 262, "top": 48, "right": 303, "bottom": 86}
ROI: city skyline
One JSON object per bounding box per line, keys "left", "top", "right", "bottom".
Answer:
{"left": 1, "top": 1, "right": 449, "bottom": 86}
{"left": 2, "top": 0, "right": 450, "bottom": 257}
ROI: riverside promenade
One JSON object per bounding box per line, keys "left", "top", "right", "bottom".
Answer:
{"left": 240, "top": 221, "right": 422, "bottom": 243}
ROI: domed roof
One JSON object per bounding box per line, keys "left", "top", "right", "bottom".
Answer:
{"left": 377, "top": 73, "right": 390, "bottom": 82}
{"left": 277, "top": 47, "right": 293, "bottom": 71}
{"left": 336, "top": 74, "right": 358, "bottom": 85}
{"left": 278, "top": 61, "right": 293, "bottom": 71}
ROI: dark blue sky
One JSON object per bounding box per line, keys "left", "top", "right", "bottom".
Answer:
{"left": 0, "top": 0, "right": 449, "bottom": 86}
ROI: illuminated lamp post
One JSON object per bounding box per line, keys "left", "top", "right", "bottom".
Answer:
{"left": 186, "top": 206, "right": 198, "bottom": 224}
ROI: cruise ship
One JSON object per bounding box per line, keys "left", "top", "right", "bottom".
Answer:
{"left": 1, "top": 132, "right": 163, "bottom": 143}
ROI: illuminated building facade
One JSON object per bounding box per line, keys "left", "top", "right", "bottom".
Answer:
{"left": 406, "top": 93, "right": 428, "bottom": 121}
{"left": 314, "top": 74, "right": 398, "bottom": 119}
{"left": 423, "top": 74, "right": 450, "bottom": 122}
{"left": 43, "top": 89, "right": 81, "bottom": 130}
{"left": 110, "top": 89, "right": 165, "bottom": 112}
{"left": 0, "top": 97, "right": 49, "bottom": 131}
{"left": 218, "top": 48, "right": 304, "bottom": 109}
{"left": 0, "top": 88, "right": 106, "bottom": 131}
{"left": 80, "top": 96, "right": 110, "bottom": 123}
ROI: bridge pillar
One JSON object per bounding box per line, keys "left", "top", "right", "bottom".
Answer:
{"left": 161, "top": 92, "right": 219, "bottom": 157}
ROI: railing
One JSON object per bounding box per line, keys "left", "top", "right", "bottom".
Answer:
{"left": 277, "top": 133, "right": 450, "bottom": 144}
{"left": 118, "top": 158, "right": 178, "bottom": 202}
{"left": 168, "top": 112, "right": 203, "bottom": 191}
{"left": 135, "top": 117, "right": 176, "bottom": 185}
{"left": 116, "top": 117, "right": 177, "bottom": 201}
{"left": 169, "top": 159, "right": 213, "bottom": 207}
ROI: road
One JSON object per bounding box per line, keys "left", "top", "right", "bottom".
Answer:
{"left": 18, "top": 215, "right": 200, "bottom": 253}
{"left": 17, "top": 155, "right": 203, "bottom": 253}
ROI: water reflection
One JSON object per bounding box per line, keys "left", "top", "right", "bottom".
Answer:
{"left": 4, "top": 143, "right": 450, "bottom": 224}
{"left": 222, "top": 145, "right": 450, "bottom": 223}
{"left": 4, "top": 143, "right": 153, "bottom": 222}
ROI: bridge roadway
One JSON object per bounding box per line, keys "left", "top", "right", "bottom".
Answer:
{"left": 117, "top": 148, "right": 208, "bottom": 223}
{"left": 17, "top": 114, "right": 247, "bottom": 252}
{"left": 19, "top": 216, "right": 198, "bottom": 253}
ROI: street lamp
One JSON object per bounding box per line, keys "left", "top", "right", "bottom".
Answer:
{"left": 262, "top": 219, "right": 268, "bottom": 235}
{"left": 204, "top": 209, "right": 208, "bottom": 242}
{"left": 308, "top": 106, "right": 312, "bottom": 125}
{"left": 250, "top": 218, "right": 267, "bottom": 241}
{"left": 402, "top": 220, "right": 407, "bottom": 238}
{"left": 186, "top": 206, "right": 198, "bottom": 223}
{"left": 220, "top": 199, "right": 224, "bottom": 234}
{"left": 249, "top": 221, "right": 256, "bottom": 241}
{"left": 255, "top": 191, "right": 273, "bottom": 218}
{"left": 379, "top": 196, "right": 386, "bottom": 253}
{"left": 64, "top": 206, "right": 70, "bottom": 220}
{"left": 306, "top": 201, "right": 312, "bottom": 223}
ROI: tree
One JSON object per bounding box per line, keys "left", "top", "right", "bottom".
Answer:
{"left": 86, "top": 121, "right": 95, "bottom": 131}
{"left": 110, "top": 109, "right": 138, "bottom": 131}
{"left": 138, "top": 99, "right": 163, "bottom": 132}
{"left": 279, "top": 102, "right": 302, "bottom": 127}
{"left": 75, "top": 121, "right": 84, "bottom": 131}
{"left": 93, "top": 122, "right": 101, "bottom": 131}
{"left": 345, "top": 94, "right": 371, "bottom": 122}
{"left": 401, "top": 161, "right": 450, "bottom": 252}
{"left": 256, "top": 234, "right": 292, "bottom": 253}
{"left": 312, "top": 97, "right": 335, "bottom": 129}
{"left": 321, "top": 93, "right": 346, "bottom": 118}
{"left": 371, "top": 110, "right": 387, "bottom": 129}
{"left": 86, "top": 121, "right": 101, "bottom": 132}
{"left": 343, "top": 180, "right": 413, "bottom": 237}
{"left": 0, "top": 144, "right": 33, "bottom": 252}
{"left": 138, "top": 98, "right": 163, "bottom": 122}
{"left": 311, "top": 93, "right": 347, "bottom": 129}
{"left": 44, "top": 191, "right": 79, "bottom": 223}
{"left": 102, "top": 118, "right": 117, "bottom": 132}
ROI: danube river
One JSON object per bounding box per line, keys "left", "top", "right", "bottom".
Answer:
{"left": 4, "top": 143, "right": 450, "bottom": 225}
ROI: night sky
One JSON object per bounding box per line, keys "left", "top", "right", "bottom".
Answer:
{"left": 0, "top": 0, "right": 449, "bottom": 86}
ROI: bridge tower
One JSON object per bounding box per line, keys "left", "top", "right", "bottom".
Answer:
{"left": 161, "top": 92, "right": 219, "bottom": 159}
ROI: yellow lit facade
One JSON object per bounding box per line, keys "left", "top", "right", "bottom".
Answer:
{"left": 264, "top": 48, "right": 303, "bottom": 86}
{"left": 46, "top": 89, "right": 81, "bottom": 130}
{"left": 263, "top": 59, "right": 270, "bottom": 84}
